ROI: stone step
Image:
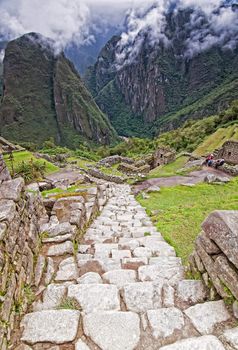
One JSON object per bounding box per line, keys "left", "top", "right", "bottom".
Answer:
{"left": 102, "top": 269, "right": 137, "bottom": 288}
{"left": 184, "top": 300, "right": 232, "bottom": 335}
{"left": 21, "top": 310, "right": 80, "bottom": 344}
{"left": 138, "top": 262, "right": 184, "bottom": 286}
{"left": 67, "top": 283, "right": 120, "bottom": 313}
{"left": 83, "top": 311, "right": 140, "bottom": 350}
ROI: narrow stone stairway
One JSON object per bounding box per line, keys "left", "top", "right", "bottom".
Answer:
{"left": 16, "top": 185, "right": 238, "bottom": 350}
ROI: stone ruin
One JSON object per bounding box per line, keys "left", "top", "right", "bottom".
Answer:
{"left": 216, "top": 141, "right": 238, "bottom": 165}
{"left": 189, "top": 210, "right": 238, "bottom": 312}
{"left": 153, "top": 147, "right": 176, "bottom": 168}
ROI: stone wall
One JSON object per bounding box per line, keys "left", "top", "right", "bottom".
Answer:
{"left": 217, "top": 140, "right": 238, "bottom": 165}
{"left": 189, "top": 210, "right": 238, "bottom": 316}
{"left": 0, "top": 175, "right": 48, "bottom": 349}
{"left": 0, "top": 155, "right": 114, "bottom": 349}
{"left": 86, "top": 167, "right": 125, "bottom": 184}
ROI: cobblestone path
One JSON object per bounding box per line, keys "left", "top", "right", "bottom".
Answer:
{"left": 17, "top": 185, "right": 237, "bottom": 350}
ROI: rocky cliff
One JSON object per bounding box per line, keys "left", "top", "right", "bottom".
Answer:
{"left": 86, "top": 8, "right": 238, "bottom": 137}
{"left": 0, "top": 33, "right": 118, "bottom": 147}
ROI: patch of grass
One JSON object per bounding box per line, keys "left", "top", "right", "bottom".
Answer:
{"left": 4, "top": 150, "right": 58, "bottom": 175}
{"left": 57, "top": 297, "right": 81, "bottom": 310}
{"left": 147, "top": 156, "right": 189, "bottom": 178}
{"left": 137, "top": 177, "right": 238, "bottom": 265}
{"left": 144, "top": 232, "right": 151, "bottom": 236}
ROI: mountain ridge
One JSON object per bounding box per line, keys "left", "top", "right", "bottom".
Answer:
{"left": 0, "top": 33, "right": 118, "bottom": 148}
{"left": 85, "top": 6, "right": 238, "bottom": 137}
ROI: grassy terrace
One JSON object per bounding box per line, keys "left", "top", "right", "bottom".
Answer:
{"left": 4, "top": 150, "right": 59, "bottom": 174}
{"left": 194, "top": 124, "right": 238, "bottom": 156}
{"left": 137, "top": 175, "right": 238, "bottom": 265}
{"left": 147, "top": 156, "right": 189, "bottom": 178}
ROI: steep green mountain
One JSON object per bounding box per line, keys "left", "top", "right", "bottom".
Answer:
{"left": 0, "top": 33, "right": 118, "bottom": 148}
{"left": 86, "top": 8, "right": 238, "bottom": 137}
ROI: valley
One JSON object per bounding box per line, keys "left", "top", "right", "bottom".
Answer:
{"left": 0, "top": 0, "right": 238, "bottom": 349}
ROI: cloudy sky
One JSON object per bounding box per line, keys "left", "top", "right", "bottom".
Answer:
{"left": 0, "top": 0, "right": 237, "bottom": 61}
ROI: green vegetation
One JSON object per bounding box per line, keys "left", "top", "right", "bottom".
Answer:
{"left": 57, "top": 297, "right": 81, "bottom": 310}
{"left": 147, "top": 156, "right": 189, "bottom": 178}
{"left": 137, "top": 178, "right": 238, "bottom": 264}
{"left": 3, "top": 151, "right": 58, "bottom": 183}
{"left": 194, "top": 124, "right": 238, "bottom": 156}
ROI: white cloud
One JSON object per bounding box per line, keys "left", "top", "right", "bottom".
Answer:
{"left": 115, "top": 0, "right": 238, "bottom": 67}
{"left": 0, "top": 0, "right": 93, "bottom": 52}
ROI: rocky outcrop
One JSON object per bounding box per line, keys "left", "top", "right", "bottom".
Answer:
{"left": 189, "top": 211, "right": 238, "bottom": 314}
{"left": 0, "top": 33, "right": 118, "bottom": 147}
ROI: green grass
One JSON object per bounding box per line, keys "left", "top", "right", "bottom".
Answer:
{"left": 4, "top": 151, "right": 58, "bottom": 174}
{"left": 147, "top": 156, "right": 189, "bottom": 178}
{"left": 137, "top": 178, "right": 238, "bottom": 264}
{"left": 194, "top": 124, "right": 238, "bottom": 156}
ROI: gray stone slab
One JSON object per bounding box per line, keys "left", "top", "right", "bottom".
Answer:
{"left": 83, "top": 311, "right": 140, "bottom": 350}
{"left": 68, "top": 284, "right": 120, "bottom": 313}
{"left": 102, "top": 270, "right": 136, "bottom": 288}
{"left": 184, "top": 300, "right": 231, "bottom": 334}
{"left": 21, "top": 310, "right": 80, "bottom": 344}
{"left": 147, "top": 307, "right": 185, "bottom": 339}
{"left": 123, "top": 282, "right": 163, "bottom": 312}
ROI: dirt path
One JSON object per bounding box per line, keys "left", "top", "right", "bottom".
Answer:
{"left": 133, "top": 167, "right": 232, "bottom": 194}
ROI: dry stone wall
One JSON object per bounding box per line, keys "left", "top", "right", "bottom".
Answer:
{"left": 0, "top": 175, "right": 48, "bottom": 349}
{"left": 189, "top": 210, "right": 238, "bottom": 315}
{"left": 0, "top": 155, "right": 113, "bottom": 349}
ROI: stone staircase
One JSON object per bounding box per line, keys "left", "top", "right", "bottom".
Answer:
{"left": 15, "top": 185, "right": 238, "bottom": 350}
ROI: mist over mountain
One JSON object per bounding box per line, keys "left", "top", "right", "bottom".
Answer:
{"left": 85, "top": 1, "right": 238, "bottom": 137}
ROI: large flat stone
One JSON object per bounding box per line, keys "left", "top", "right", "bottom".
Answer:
{"left": 68, "top": 284, "right": 120, "bottom": 313}
{"left": 202, "top": 210, "right": 238, "bottom": 269}
{"left": 159, "top": 335, "right": 226, "bottom": 350}
{"left": 40, "top": 222, "right": 74, "bottom": 238}
{"left": 83, "top": 311, "right": 140, "bottom": 350}
{"left": 138, "top": 263, "right": 184, "bottom": 285}
{"left": 184, "top": 300, "right": 231, "bottom": 334}
{"left": 21, "top": 310, "right": 80, "bottom": 344}
{"left": 47, "top": 241, "right": 73, "bottom": 256}
{"left": 102, "top": 270, "right": 136, "bottom": 288}
{"left": 175, "top": 280, "right": 208, "bottom": 309}
{"left": 0, "top": 177, "right": 24, "bottom": 201}
{"left": 123, "top": 282, "right": 162, "bottom": 312}
{"left": 55, "top": 257, "right": 78, "bottom": 281}
{"left": 147, "top": 307, "right": 185, "bottom": 339}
